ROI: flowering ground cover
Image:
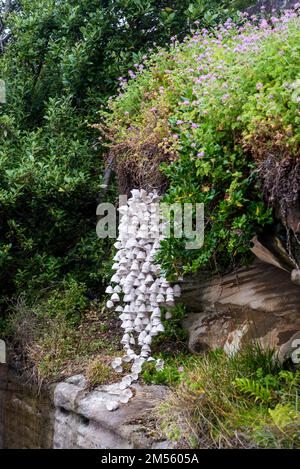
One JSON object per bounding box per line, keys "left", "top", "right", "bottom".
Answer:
{"left": 104, "top": 6, "right": 300, "bottom": 277}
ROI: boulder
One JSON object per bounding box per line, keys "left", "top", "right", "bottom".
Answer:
{"left": 181, "top": 260, "right": 300, "bottom": 362}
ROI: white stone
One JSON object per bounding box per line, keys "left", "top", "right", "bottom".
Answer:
{"left": 106, "top": 400, "right": 119, "bottom": 411}
{"left": 111, "top": 293, "right": 120, "bottom": 302}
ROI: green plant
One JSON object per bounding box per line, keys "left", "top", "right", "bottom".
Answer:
{"left": 230, "top": 343, "right": 281, "bottom": 376}
{"left": 153, "top": 304, "right": 188, "bottom": 349}
{"left": 142, "top": 354, "right": 192, "bottom": 386}
{"left": 255, "top": 403, "right": 300, "bottom": 448}
{"left": 269, "top": 404, "right": 300, "bottom": 432}
{"left": 233, "top": 377, "right": 273, "bottom": 404}
{"left": 35, "top": 278, "right": 88, "bottom": 326}
{"left": 142, "top": 361, "right": 180, "bottom": 386}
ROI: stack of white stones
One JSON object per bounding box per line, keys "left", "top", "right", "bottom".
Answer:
{"left": 105, "top": 189, "right": 181, "bottom": 410}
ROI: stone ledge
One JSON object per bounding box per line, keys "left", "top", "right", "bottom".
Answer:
{"left": 53, "top": 376, "right": 169, "bottom": 449}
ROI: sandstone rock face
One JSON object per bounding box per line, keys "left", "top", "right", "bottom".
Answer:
{"left": 0, "top": 366, "right": 54, "bottom": 449}
{"left": 181, "top": 261, "right": 300, "bottom": 361}
{"left": 0, "top": 368, "right": 169, "bottom": 449}
{"left": 53, "top": 375, "right": 169, "bottom": 449}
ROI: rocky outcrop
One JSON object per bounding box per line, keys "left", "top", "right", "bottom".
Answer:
{"left": 53, "top": 375, "right": 169, "bottom": 449}
{"left": 181, "top": 260, "right": 300, "bottom": 361}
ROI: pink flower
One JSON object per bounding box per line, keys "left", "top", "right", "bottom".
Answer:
{"left": 221, "top": 93, "right": 230, "bottom": 102}
{"left": 191, "top": 123, "right": 199, "bottom": 129}
{"left": 256, "top": 82, "right": 263, "bottom": 90}
{"left": 178, "top": 366, "right": 184, "bottom": 373}
{"left": 128, "top": 70, "right": 136, "bottom": 79}
{"left": 260, "top": 19, "right": 269, "bottom": 29}
{"left": 197, "top": 151, "right": 205, "bottom": 158}
{"left": 271, "top": 16, "right": 279, "bottom": 23}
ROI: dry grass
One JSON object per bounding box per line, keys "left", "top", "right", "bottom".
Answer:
{"left": 85, "top": 356, "right": 119, "bottom": 387}
{"left": 4, "top": 295, "right": 122, "bottom": 389}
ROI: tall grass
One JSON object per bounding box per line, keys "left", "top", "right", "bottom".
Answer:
{"left": 157, "top": 344, "right": 300, "bottom": 448}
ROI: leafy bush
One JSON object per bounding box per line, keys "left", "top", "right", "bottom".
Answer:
{"left": 156, "top": 345, "right": 300, "bottom": 448}
{"left": 153, "top": 304, "right": 189, "bottom": 348}
{"left": 32, "top": 278, "right": 88, "bottom": 326}
{"left": 0, "top": 85, "right": 112, "bottom": 300}
{"left": 104, "top": 7, "right": 300, "bottom": 277}
{"left": 234, "top": 368, "right": 300, "bottom": 405}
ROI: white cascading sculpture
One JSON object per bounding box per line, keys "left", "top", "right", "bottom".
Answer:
{"left": 105, "top": 189, "right": 181, "bottom": 411}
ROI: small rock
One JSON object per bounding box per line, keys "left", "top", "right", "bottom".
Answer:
{"left": 106, "top": 401, "right": 119, "bottom": 412}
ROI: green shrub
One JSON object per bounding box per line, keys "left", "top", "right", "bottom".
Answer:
{"left": 154, "top": 304, "right": 188, "bottom": 345}
{"left": 32, "top": 278, "right": 88, "bottom": 325}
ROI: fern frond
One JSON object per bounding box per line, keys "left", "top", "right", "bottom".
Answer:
{"left": 233, "top": 377, "right": 272, "bottom": 404}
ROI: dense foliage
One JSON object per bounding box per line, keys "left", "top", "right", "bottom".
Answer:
{"left": 104, "top": 7, "right": 300, "bottom": 277}
{"left": 0, "top": 0, "right": 244, "bottom": 311}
